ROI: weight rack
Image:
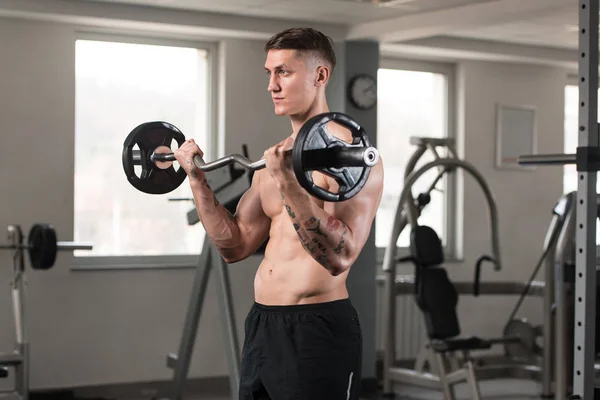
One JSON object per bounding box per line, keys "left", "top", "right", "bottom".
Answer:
{"left": 2, "top": 225, "right": 29, "bottom": 400}
{"left": 517, "top": 1, "right": 599, "bottom": 398}
{"left": 0, "top": 224, "right": 92, "bottom": 400}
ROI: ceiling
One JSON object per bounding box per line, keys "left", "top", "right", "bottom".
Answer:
{"left": 449, "top": 3, "right": 579, "bottom": 49}
{"left": 77, "top": 0, "right": 485, "bottom": 24}
{"left": 74, "top": 0, "right": 579, "bottom": 49}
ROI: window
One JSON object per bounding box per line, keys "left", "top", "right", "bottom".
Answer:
{"left": 376, "top": 60, "right": 455, "bottom": 256}
{"left": 74, "top": 36, "right": 214, "bottom": 266}
{"left": 563, "top": 83, "right": 600, "bottom": 243}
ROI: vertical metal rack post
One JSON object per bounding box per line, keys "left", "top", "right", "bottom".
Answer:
{"left": 517, "top": 1, "right": 598, "bottom": 398}
{"left": 573, "top": 1, "right": 598, "bottom": 398}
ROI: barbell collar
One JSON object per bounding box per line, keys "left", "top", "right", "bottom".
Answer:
{"left": 364, "top": 148, "right": 379, "bottom": 167}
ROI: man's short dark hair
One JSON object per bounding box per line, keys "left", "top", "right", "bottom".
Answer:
{"left": 265, "top": 28, "right": 336, "bottom": 72}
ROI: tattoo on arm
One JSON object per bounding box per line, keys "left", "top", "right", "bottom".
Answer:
{"left": 312, "top": 238, "right": 327, "bottom": 253}
{"left": 285, "top": 199, "right": 349, "bottom": 271}
{"left": 316, "top": 254, "right": 332, "bottom": 270}
{"left": 208, "top": 190, "right": 235, "bottom": 221}
{"left": 281, "top": 194, "right": 298, "bottom": 219}
{"left": 304, "top": 217, "right": 327, "bottom": 237}
{"left": 333, "top": 229, "right": 347, "bottom": 254}
{"left": 294, "top": 223, "right": 313, "bottom": 253}
{"left": 326, "top": 216, "right": 340, "bottom": 230}
{"left": 285, "top": 204, "right": 296, "bottom": 218}
{"left": 294, "top": 222, "right": 337, "bottom": 272}
{"left": 188, "top": 159, "right": 196, "bottom": 178}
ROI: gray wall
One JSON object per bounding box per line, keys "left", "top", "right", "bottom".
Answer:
{"left": 0, "top": 13, "right": 571, "bottom": 392}
{"left": 451, "top": 61, "right": 566, "bottom": 340}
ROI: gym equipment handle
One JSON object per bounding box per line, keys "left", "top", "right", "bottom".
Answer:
{"left": 132, "top": 147, "right": 379, "bottom": 172}
{"left": 473, "top": 255, "right": 496, "bottom": 297}
{"left": 517, "top": 153, "right": 576, "bottom": 166}
{"left": 0, "top": 242, "right": 93, "bottom": 251}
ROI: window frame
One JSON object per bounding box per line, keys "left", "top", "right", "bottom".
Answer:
{"left": 375, "top": 58, "right": 459, "bottom": 264}
{"left": 72, "top": 32, "right": 219, "bottom": 271}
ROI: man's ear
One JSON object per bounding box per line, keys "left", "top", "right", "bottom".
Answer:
{"left": 315, "top": 65, "right": 330, "bottom": 87}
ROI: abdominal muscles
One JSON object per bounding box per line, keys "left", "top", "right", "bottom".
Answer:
{"left": 254, "top": 172, "right": 348, "bottom": 305}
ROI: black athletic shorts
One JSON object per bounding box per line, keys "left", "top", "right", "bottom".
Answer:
{"left": 239, "top": 298, "right": 363, "bottom": 400}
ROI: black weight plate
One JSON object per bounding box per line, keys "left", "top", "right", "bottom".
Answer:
{"left": 292, "top": 112, "right": 372, "bottom": 202}
{"left": 503, "top": 318, "right": 542, "bottom": 362}
{"left": 28, "top": 223, "right": 57, "bottom": 270}
{"left": 122, "top": 121, "right": 187, "bottom": 195}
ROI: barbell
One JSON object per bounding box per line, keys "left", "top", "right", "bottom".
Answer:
{"left": 122, "top": 112, "right": 379, "bottom": 202}
{"left": 0, "top": 224, "right": 93, "bottom": 270}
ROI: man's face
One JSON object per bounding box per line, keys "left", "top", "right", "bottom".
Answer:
{"left": 264, "top": 49, "right": 317, "bottom": 116}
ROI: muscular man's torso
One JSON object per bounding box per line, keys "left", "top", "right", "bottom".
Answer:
{"left": 253, "top": 126, "right": 354, "bottom": 306}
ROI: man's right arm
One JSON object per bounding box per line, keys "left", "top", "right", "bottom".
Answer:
{"left": 189, "top": 171, "right": 270, "bottom": 263}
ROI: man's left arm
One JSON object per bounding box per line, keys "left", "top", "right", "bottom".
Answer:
{"left": 279, "top": 164, "right": 384, "bottom": 276}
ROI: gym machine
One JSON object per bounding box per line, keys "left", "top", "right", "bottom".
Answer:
{"left": 378, "top": 144, "right": 600, "bottom": 398}
{"left": 377, "top": 136, "right": 538, "bottom": 395}
{"left": 517, "top": 1, "right": 599, "bottom": 398}
{"left": 0, "top": 223, "right": 92, "bottom": 400}
{"left": 165, "top": 147, "right": 261, "bottom": 400}
{"left": 377, "top": 136, "right": 599, "bottom": 397}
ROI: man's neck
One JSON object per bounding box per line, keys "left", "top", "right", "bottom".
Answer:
{"left": 290, "top": 102, "right": 330, "bottom": 138}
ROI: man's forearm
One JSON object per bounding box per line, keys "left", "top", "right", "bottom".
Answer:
{"left": 279, "top": 184, "right": 352, "bottom": 275}
{"left": 190, "top": 177, "right": 241, "bottom": 258}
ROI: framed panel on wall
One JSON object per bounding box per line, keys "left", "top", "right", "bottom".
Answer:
{"left": 495, "top": 103, "right": 537, "bottom": 170}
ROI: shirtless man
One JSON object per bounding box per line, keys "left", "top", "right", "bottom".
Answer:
{"left": 174, "top": 27, "right": 384, "bottom": 400}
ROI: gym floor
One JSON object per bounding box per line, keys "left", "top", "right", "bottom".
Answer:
{"left": 120, "top": 382, "right": 541, "bottom": 400}
{"left": 171, "top": 380, "right": 542, "bottom": 400}
{"left": 388, "top": 380, "right": 542, "bottom": 399}
{"left": 53, "top": 378, "right": 542, "bottom": 400}
{"left": 178, "top": 381, "right": 540, "bottom": 400}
